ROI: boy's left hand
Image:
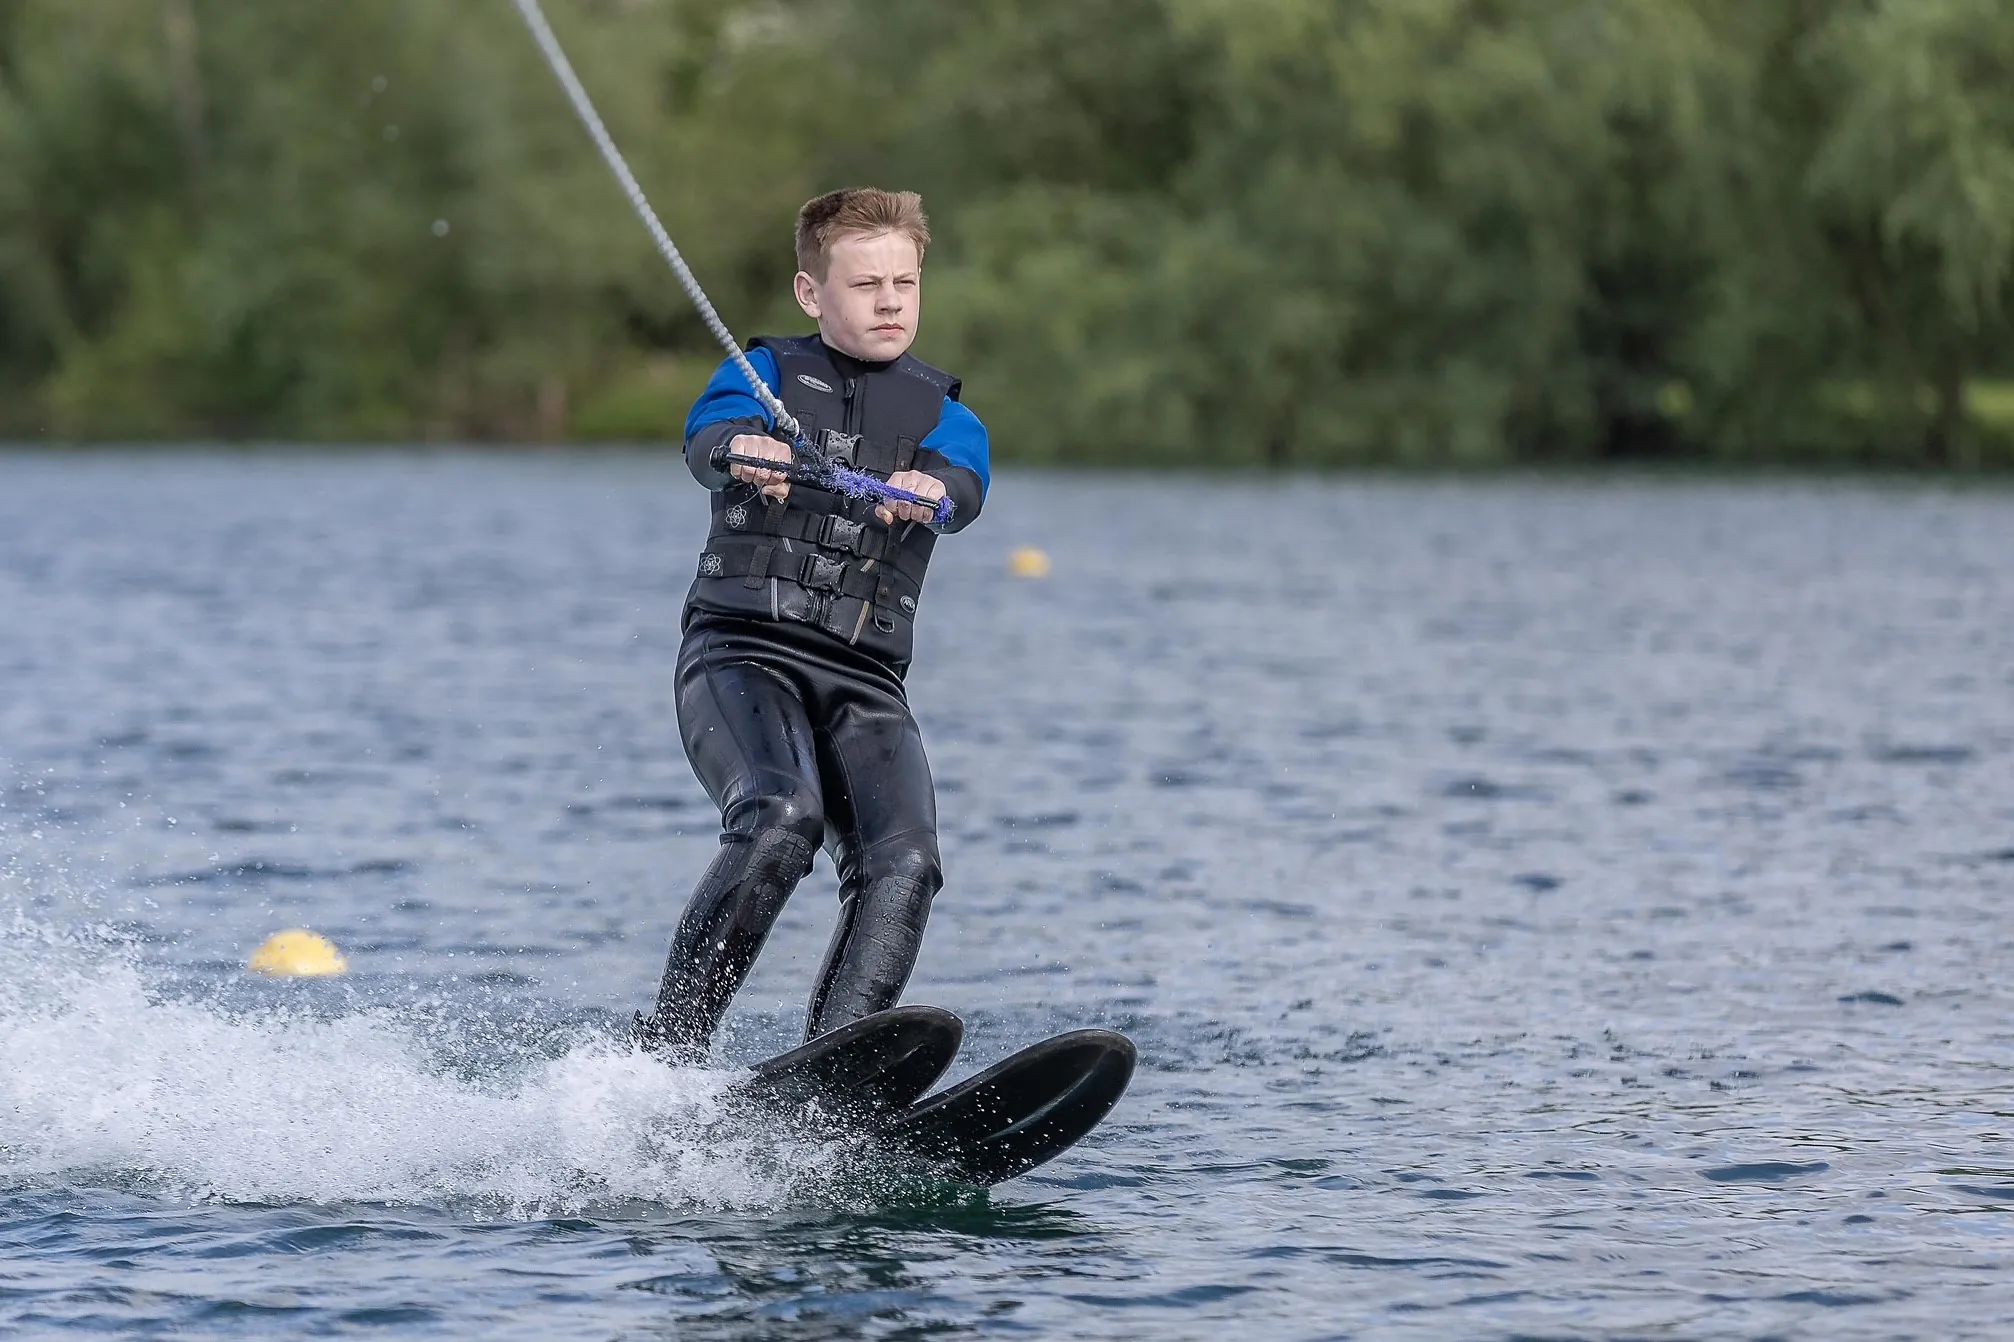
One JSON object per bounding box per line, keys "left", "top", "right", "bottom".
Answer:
{"left": 877, "top": 471, "right": 946, "bottom": 526}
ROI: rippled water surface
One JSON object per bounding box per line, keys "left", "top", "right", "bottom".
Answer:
{"left": 1, "top": 452, "right": 2011, "bottom": 1338}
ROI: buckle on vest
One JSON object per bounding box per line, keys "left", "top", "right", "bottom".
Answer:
{"left": 820, "top": 516, "right": 866, "bottom": 553}
{"left": 800, "top": 554, "right": 847, "bottom": 590}
{"left": 819, "top": 429, "right": 859, "bottom": 467}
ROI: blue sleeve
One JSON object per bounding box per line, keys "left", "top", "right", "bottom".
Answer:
{"left": 684, "top": 348, "right": 780, "bottom": 439}
{"left": 922, "top": 399, "right": 990, "bottom": 500}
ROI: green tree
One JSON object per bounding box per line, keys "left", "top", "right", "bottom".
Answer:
{"left": 1797, "top": 0, "right": 2014, "bottom": 464}
{"left": 0, "top": 0, "right": 2010, "bottom": 464}
{"left": 900, "top": 0, "right": 1718, "bottom": 465}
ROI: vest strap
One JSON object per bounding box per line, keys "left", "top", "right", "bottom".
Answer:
{"left": 723, "top": 505, "right": 894, "bottom": 560}
{"left": 701, "top": 538, "right": 918, "bottom": 607}
{"left": 743, "top": 541, "right": 773, "bottom": 589}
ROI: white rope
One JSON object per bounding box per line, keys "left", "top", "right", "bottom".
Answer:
{"left": 509, "top": 0, "right": 801, "bottom": 440}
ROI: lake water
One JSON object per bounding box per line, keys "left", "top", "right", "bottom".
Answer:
{"left": 0, "top": 452, "right": 2010, "bottom": 1338}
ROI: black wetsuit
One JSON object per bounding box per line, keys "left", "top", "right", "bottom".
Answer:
{"left": 636, "top": 335, "right": 988, "bottom": 1057}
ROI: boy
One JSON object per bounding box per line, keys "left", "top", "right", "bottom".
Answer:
{"left": 634, "top": 187, "right": 990, "bottom": 1061}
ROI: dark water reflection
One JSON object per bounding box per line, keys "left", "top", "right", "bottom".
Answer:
{"left": 0, "top": 453, "right": 2011, "bottom": 1337}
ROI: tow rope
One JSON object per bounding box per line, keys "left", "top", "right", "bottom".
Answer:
{"left": 509, "top": 0, "right": 953, "bottom": 527}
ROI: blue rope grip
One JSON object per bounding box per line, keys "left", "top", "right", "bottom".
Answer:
{"left": 718, "top": 453, "right": 955, "bottom": 526}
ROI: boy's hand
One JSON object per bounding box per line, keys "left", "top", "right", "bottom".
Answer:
{"left": 877, "top": 470, "right": 946, "bottom": 526}
{"left": 727, "top": 434, "right": 792, "bottom": 501}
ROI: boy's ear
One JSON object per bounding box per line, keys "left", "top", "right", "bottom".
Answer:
{"left": 792, "top": 271, "right": 822, "bottom": 319}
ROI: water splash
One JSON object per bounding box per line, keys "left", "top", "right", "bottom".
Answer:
{"left": 0, "top": 923, "right": 856, "bottom": 1215}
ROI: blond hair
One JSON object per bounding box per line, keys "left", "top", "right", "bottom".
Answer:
{"left": 794, "top": 188, "right": 930, "bottom": 279}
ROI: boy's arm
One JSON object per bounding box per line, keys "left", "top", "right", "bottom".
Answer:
{"left": 911, "top": 398, "right": 990, "bottom": 534}
{"left": 683, "top": 348, "right": 781, "bottom": 490}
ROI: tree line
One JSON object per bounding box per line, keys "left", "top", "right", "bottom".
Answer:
{"left": 2, "top": 0, "right": 2011, "bottom": 466}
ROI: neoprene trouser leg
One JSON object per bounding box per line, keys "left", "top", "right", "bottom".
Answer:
{"left": 804, "top": 862, "right": 939, "bottom": 1041}
{"left": 648, "top": 615, "right": 943, "bottom": 1055}
{"left": 640, "top": 824, "right": 816, "bottom": 1058}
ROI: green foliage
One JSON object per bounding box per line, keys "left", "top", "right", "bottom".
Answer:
{"left": 1675, "top": 0, "right": 2014, "bottom": 465}
{"left": 903, "top": 0, "right": 1725, "bottom": 464}
{"left": 0, "top": 0, "right": 2010, "bottom": 465}
{"left": 0, "top": 0, "right": 828, "bottom": 439}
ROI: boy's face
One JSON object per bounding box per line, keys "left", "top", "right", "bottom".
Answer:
{"left": 794, "top": 230, "right": 921, "bottom": 362}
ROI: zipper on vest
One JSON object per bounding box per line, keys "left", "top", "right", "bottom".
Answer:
{"left": 842, "top": 376, "right": 861, "bottom": 438}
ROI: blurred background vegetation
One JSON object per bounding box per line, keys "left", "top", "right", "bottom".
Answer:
{"left": 2, "top": 0, "right": 2012, "bottom": 466}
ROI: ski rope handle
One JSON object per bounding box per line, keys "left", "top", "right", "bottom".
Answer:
{"left": 718, "top": 452, "right": 951, "bottom": 518}
{"left": 510, "top": 0, "right": 954, "bottom": 529}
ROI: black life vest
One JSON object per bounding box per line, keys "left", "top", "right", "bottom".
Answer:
{"left": 685, "top": 334, "right": 961, "bottom": 669}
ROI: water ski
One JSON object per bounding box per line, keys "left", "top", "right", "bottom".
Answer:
{"left": 736, "top": 1004, "right": 963, "bottom": 1123}
{"left": 876, "top": 1028, "right": 1136, "bottom": 1186}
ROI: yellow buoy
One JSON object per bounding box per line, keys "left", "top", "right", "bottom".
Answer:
{"left": 248, "top": 929, "right": 348, "bottom": 977}
{"left": 1007, "top": 546, "right": 1052, "bottom": 579}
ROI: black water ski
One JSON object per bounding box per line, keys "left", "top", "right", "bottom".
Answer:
{"left": 877, "top": 1029, "right": 1135, "bottom": 1186}
{"left": 735, "top": 1005, "right": 963, "bottom": 1123}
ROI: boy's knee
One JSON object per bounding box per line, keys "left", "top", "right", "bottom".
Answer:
{"left": 723, "top": 789, "right": 824, "bottom": 856}
{"left": 858, "top": 840, "right": 941, "bottom": 901}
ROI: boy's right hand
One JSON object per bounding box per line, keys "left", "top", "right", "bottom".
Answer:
{"left": 727, "top": 434, "right": 793, "bottom": 501}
